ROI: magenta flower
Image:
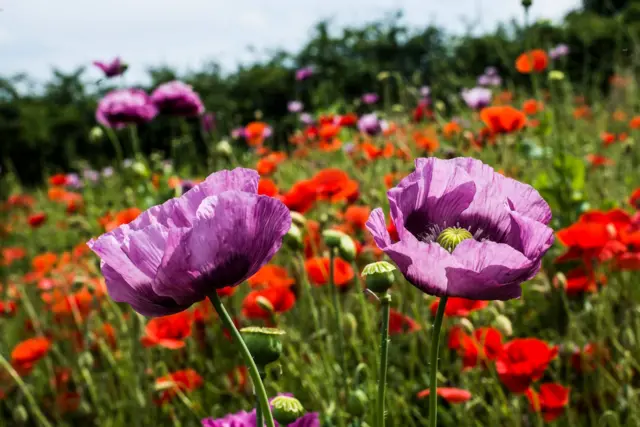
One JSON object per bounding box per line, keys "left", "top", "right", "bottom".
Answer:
{"left": 358, "top": 113, "right": 386, "bottom": 136}
{"left": 549, "top": 44, "right": 570, "bottom": 60}
{"left": 295, "top": 66, "right": 314, "bottom": 81}
{"left": 87, "top": 168, "right": 291, "bottom": 317}
{"left": 93, "top": 57, "right": 128, "bottom": 78}
{"left": 201, "top": 113, "right": 215, "bottom": 133}
{"left": 96, "top": 89, "right": 157, "bottom": 129}
{"left": 288, "top": 101, "right": 304, "bottom": 113}
{"left": 367, "top": 157, "right": 553, "bottom": 300}
{"left": 201, "top": 409, "right": 319, "bottom": 427}
{"left": 361, "top": 93, "right": 379, "bottom": 105}
{"left": 461, "top": 87, "right": 492, "bottom": 110}
{"left": 151, "top": 81, "right": 205, "bottom": 117}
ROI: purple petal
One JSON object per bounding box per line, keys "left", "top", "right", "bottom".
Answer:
{"left": 505, "top": 211, "right": 554, "bottom": 260}
{"left": 366, "top": 208, "right": 392, "bottom": 248}
{"left": 153, "top": 192, "right": 291, "bottom": 305}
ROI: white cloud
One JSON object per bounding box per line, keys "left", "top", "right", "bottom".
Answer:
{"left": 0, "top": 0, "right": 581, "bottom": 83}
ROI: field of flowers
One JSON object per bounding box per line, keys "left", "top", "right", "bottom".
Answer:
{"left": 3, "top": 33, "right": 640, "bottom": 427}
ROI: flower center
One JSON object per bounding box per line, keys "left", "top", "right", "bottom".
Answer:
{"left": 436, "top": 227, "right": 473, "bottom": 252}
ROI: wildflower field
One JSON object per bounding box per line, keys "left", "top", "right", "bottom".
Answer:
{"left": 3, "top": 3, "right": 640, "bottom": 427}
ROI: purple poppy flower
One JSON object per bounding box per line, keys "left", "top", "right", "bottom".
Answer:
{"left": 151, "top": 81, "right": 205, "bottom": 117}
{"left": 231, "top": 127, "right": 246, "bottom": 139}
{"left": 477, "top": 74, "right": 502, "bottom": 87}
{"left": 357, "top": 113, "right": 384, "bottom": 136}
{"left": 366, "top": 157, "right": 553, "bottom": 300}
{"left": 295, "top": 66, "right": 314, "bottom": 81}
{"left": 96, "top": 89, "right": 157, "bottom": 129}
{"left": 201, "top": 409, "right": 319, "bottom": 427}
{"left": 484, "top": 66, "right": 498, "bottom": 76}
{"left": 420, "top": 86, "right": 431, "bottom": 98}
{"left": 102, "top": 167, "right": 114, "bottom": 178}
{"left": 288, "top": 101, "right": 304, "bottom": 113}
{"left": 93, "top": 57, "right": 128, "bottom": 78}
{"left": 299, "top": 113, "right": 314, "bottom": 125}
{"left": 549, "top": 44, "right": 570, "bottom": 60}
{"left": 361, "top": 93, "right": 379, "bottom": 105}
{"left": 461, "top": 87, "right": 492, "bottom": 110}
{"left": 202, "top": 113, "right": 215, "bottom": 133}
{"left": 83, "top": 169, "right": 100, "bottom": 182}
{"left": 87, "top": 168, "right": 291, "bottom": 317}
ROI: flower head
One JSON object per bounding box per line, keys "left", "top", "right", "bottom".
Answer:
{"left": 361, "top": 93, "right": 379, "bottom": 105}
{"left": 288, "top": 101, "right": 304, "bottom": 113}
{"left": 461, "top": 87, "right": 492, "bottom": 110}
{"left": 526, "top": 383, "right": 570, "bottom": 422}
{"left": 549, "top": 44, "right": 570, "bottom": 60}
{"left": 496, "top": 338, "right": 558, "bottom": 393}
{"left": 93, "top": 57, "right": 128, "bottom": 78}
{"left": 151, "top": 81, "right": 205, "bottom": 117}
{"left": 516, "top": 49, "right": 549, "bottom": 73}
{"left": 358, "top": 113, "right": 386, "bottom": 136}
{"left": 295, "top": 66, "right": 314, "bottom": 81}
{"left": 96, "top": 89, "right": 157, "bottom": 128}
{"left": 366, "top": 157, "right": 553, "bottom": 300}
{"left": 87, "top": 168, "right": 291, "bottom": 317}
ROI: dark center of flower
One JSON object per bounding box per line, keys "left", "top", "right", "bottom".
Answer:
{"left": 436, "top": 227, "right": 473, "bottom": 252}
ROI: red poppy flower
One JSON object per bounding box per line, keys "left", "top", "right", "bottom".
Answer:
{"left": 522, "top": 99, "right": 543, "bottom": 115}
{"left": 2, "top": 247, "right": 26, "bottom": 266}
{"left": 312, "top": 169, "right": 359, "bottom": 203}
{"left": 11, "top": 337, "right": 51, "bottom": 375}
{"left": 413, "top": 100, "right": 433, "bottom": 122}
{"left": 573, "top": 105, "right": 592, "bottom": 120}
{"left": 413, "top": 131, "right": 440, "bottom": 153}
{"left": 600, "top": 132, "right": 617, "bottom": 146}
{"left": 258, "top": 178, "right": 279, "bottom": 197}
{"left": 450, "top": 327, "right": 503, "bottom": 369}
{"left": 141, "top": 312, "right": 193, "bottom": 350}
{"left": 480, "top": 106, "right": 527, "bottom": 134}
{"left": 303, "top": 220, "right": 322, "bottom": 258}
{"left": 155, "top": 369, "right": 203, "bottom": 405}
{"left": 515, "top": 49, "right": 549, "bottom": 73}
{"left": 226, "top": 366, "right": 249, "bottom": 393}
{"left": 388, "top": 309, "right": 421, "bottom": 335}
{"left": 248, "top": 264, "right": 295, "bottom": 289}
{"left": 28, "top": 212, "right": 47, "bottom": 228}
{"left": 442, "top": 121, "right": 462, "bottom": 138}
{"left": 430, "top": 297, "right": 489, "bottom": 317}
{"left": 0, "top": 300, "right": 17, "bottom": 317}
{"left": 49, "top": 174, "right": 67, "bottom": 186}
{"left": 344, "top": 205, "right": 371, "bottom": 232}
{"left": 563, "top": 267, "right": 606, "bottom": 295}
{"left": 586, "top": 154, "right": 614, "bottom": 167}
{"left": 570, "top": 343, "right": 609, "bottom": 373}
{"left": 417, "top": 387, "right": 472, "bottom": 403}
{"left": 338, "top": 113, "right": 358, "bottom": 127}
{"left": 242, "top": 287, "right": 296, "bottom": 320}
{"left": 383, "top": 173, "right": 401, "bottom": 189}
{"left": 305, "top": 256, "right": 354, "bottom": 287}
{"left": 630, "top": 116, "right": 640, "bottom": 129}
{"left": 526, "top": 383, "right": 570, "bottom": 422}
{"left": 282, "top": 179, "right": 317, "bottom": 214}
{"left": 244, "top": 122, "right": 270, "bottom": 146}
{"left": 496, "top": 338, "right": 558, "bottom": 393}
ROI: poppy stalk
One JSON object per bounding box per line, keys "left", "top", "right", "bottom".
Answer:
{"left": 429, "top": 295, "right": 449, "bottom": 427}
{"left": 208, "top": 292, "right": 275, "bottom": 427}
{"left": 328, "top": 247, "right": 347, "bottom": 398}
{"left": 376, "top": 291, "right": 391, "bottom": 427}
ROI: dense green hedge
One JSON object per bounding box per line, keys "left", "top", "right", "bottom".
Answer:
{"left": 2, "top": 1, "right": 640, "bottom": 184}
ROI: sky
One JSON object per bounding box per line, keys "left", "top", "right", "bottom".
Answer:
{"left": 0, "top": 0, "right": 581, "bottom": 84}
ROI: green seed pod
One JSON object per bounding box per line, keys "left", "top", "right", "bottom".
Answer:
{"left": 338, "top": 235, "right": 357, "bottom": 262}
{"left": 271, "top": 395, "right": 305, "bottom": 426}
{"left": 346, "top": 389, "right": 368, "bottom": 417}
{"left": 89, "top": 126, "right": 104, "bottom": 144}
{"left": 290, "top": 212, "right": 307, "bottom": 228}
{"left": 361, "top": 261, "right": 396, "bottom": 294}
{"left": 436, "top": 227, "right": 473, "bottom": 252}
{"left": 284, "top": 223, "right": 304, "bottom": 251}
{"left": 240, "top": 327, "right": 285, "bottom": 367}
{"left": 322, "top": 229, "right": 347, "bottom": 248}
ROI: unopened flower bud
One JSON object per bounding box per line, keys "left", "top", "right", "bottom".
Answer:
{"left": 256, "top": 297, "right": 274, "bottom": 315}
{"left": 284, "top": 223, "right": 303, "bottom": 251}
{"left": 322, "top": 229, "right": 346, "bottom": 248}
{"left": 362, "top": 261, "right": 396, "bottom": 294}
{"left": 271, "top": 395, "right": 305, "bottom": 426}
{"left": 548, "top": 70, "right": 565, "bottom": 81}
{"left": 240, "top": 327, "right": 285, "bottom": 367}
{"left": 458, "top": 318, "right": 475, "bottom": 334}
{"left": 344, "top": 312, "right": 358, "bottom": 337}
{"left": 347, "top": 389, "right": 368, "bottom": 417}
{"left": 12, "top": 405, "right": 28, "bottom": 423}
{"left": 338, "top": 235, "right": 357, "bottom": 262}
{"left": 493, "top": 300, "right": 505, "bottom": 312}
{"left": 522, "top": 0, "right": 532, "bottom": 8}
{"left": 131, "top": 161, "right": 149, "bottom": 178}
{"left": 215, "top": 140, "right": 232, "bottom": 156}
{"left": 89, "top": 126, "right": 104, "bottom": 143}
{"left": 494, "top": 315, "right": 513, "bottom": 337}
{"left": 553, "top": 272, "right": 567, "bottom": 289}
{"left": 290, "top": 212, "right": 307, "bottom": 228}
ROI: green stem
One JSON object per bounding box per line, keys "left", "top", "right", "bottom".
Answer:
{"left": 105, "top": 127, "right": 124, "bottom": 167}
{"left": 428, "top": 296, "right": 448, "bottom": 427}
{"left": 209, "top": 293, "right": 275, "bottom": 427}
{"left": 329, "top": 248, "right": 346, "bottom": 376}
{"left": 376, "top": 292, "right": 391, "bottom": 427}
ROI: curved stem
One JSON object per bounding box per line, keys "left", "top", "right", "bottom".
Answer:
{"left": 209, "top": 293, "right": 275, "bottom": 427}
{"left": 429, "top": 296, "right": 448, "bottom": 427}
{"left": 376, "top": 292, "right": 391, "bottom": 427}
{"left": 255, "top": 368, "right": 266, "bottom": 427}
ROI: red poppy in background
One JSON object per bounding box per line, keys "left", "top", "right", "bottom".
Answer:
{"left": 496, "top": 338, "right": 558, "bottom": 393}
{"left": 305, "top": 256, "right": 354, "bottom": 287}
{"left": 412, "top": 100, "right": 433, "bottom": 122}
{"left": 282, "top": 179, "right": 317, "bottom": 214}
{"left": 344, "top": 205, "right": 371, "bottom": 232}
{"left": 442, "top": 121, "right": 462, "bottom": 138}
{"left": 258, "top": 178, "right": 279, "bottom": 197}
{"left": 449, "top": 327, "right": 503, "bottom": 369}
{"left": 141, "top": 312, "right": 193, "bottom": 350}
{"left": 563, "top": 267, "right": 606, "bottom": 295}
{"left": 226, "top": 366, "right": 248, "bottom": 394}
{"left": 49, "top": 174, "right": 67, "bottom": 186}
{"left": 303, "top": 220, "right": 322, "bottom": 258}
{"left": 244, "top": 121, "right": 271, "bottom": 146}
{"left": 570, "top": 343, "right": 609, "bottom": 373}
{"left": 526, "top": 383, "right": 570, "bottom": 422}
{"left": 383, "top": 173, "right": 402, "bottom": 189}
{"left": 522, "top": 99, "right": 543, "bottom": 115}
{"left": 630, "top": 116, "right": 640, "bottom": 129}
{"left": 248, "top": 264, "right": 295, "bottom": 289}
{"left": 586, "top": 154, "right": 614, "bottom": 167}
{"left": 0, "top": 300, "right": 17, "bottom": 317}
{"left": 480, "top": 106, "right": 526, "bottom": 134}
{"left": 388, "top": 309, "right": 421, "bottom": 335}
{"left": 515, "top": 49, "right": 548, "bottom": 73}
{"left": 256, "top": 152, "right": 287, "bottom": 176}
{"left": 361, "top": 142, "right": 394, "bottom": 160}
{"left": 242, "top": 286, "right": 296, "bottom": 320}
{"left": 11, "top": 337, "right": 51, "bottom": 376}
{"left": 154, "top": 369, "right": 203, "bottom": 405}
{"left": 6, "top": 194, "right": 35, "bottom": 210}
{"left": 28, "top": 212, "right": 47, "bottom": 228}
{"left": 430, "top": 297, "right": 488, "bottom": 318}
{"left": 338, "top": 113, "right": 358, "bottom": 127}
{"left": 312, "top": 168, "right": 359, "bottom": 203}
{"left": 2, "top": 247, "right": 26, "bottom": 266}
{"left": 417, "top": 387, "right": 472, "bottom": 404}
{"left": 413, "top": 131, "right": 440, "bottom": 153}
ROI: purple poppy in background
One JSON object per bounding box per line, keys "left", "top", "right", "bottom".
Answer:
{"left": 361, "top": 93, "right": 379, "bottom": 105}
{"left": 367, "top": 157, "right": 553, "bottom": 300}
{"left": 65, "top": 173, "right": 82, "bottom": 189}
{"left": 102, "top": 167, "right": 114, "bottom": 178}
{"left": 96, "top": 89, "right": 158, "bottom": 129}
{"left": 83, "top": 169, "right": 100, "bottom": 182}
{"left": 358, "top": 113, "right": 386, "bottom": 136}
{"left": 201, "top": 409, "right": 319, "bottom": 427}
{"left": 420, "top": 86, "right": 431, "bottom": 98}
{"left": 231, "top": 127, "right": 245, "bottom": 139}
{"left": 87, "top": 168, "right": 291, "bottom": 317}
{"left": 295, "top": 66, "right": 314, "bottom": 81}
{"left": 461, "top": 87, "right": 492, "bottom": 110}
{"left": 288, "top": 101, "right": 304, "bottom": 113}
{"left": 93, "top": 57, "right": 128, "bottom": 78}
{"left": 300, "top": 113, "right": 314, "bottom": 125}
{"left": 477, "top": 66, "right": 502, "bottom": 86}
{"left": 201, "top": 113, "right": 215, "bottom": 133}
{"left": 549, "top": 44, "right": 570, "bottom": 60}
{"left": 151, "top": 81, "right": 205, "bottom": 117}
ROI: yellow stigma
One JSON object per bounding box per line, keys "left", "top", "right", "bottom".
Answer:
{"left": 436, "top": 227, "right": 473, "bottom": 252}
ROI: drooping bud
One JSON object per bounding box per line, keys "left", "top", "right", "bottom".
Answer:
{"left": 240, "top": 327, "right": 285, "bottom": 367}
{"left": 338, "top": 234, "right": 357, "bottom": 262}
{"left": 458, "top": 318, "right": 475, "bottom": 334}
{"left": 256, "top": 297, "right": 274, "bottom": 315}
{"left": 270, "top": 395, "right": 305, "bottom": 426}
{"left": 131, "top": 161, "right": 150, "bottom": 178}
{"left": 290, "top": 212, "right": 307, "bottom": 228}
{"left": 361, "top": 261, "right": 396, "bottom": 294}
{"left": 89, "top": 126, "right": 104, "bottom": 143}
{"left": 323, "top": 229, "right": 346, "bottom": 248}
{"left": 346, "top": 389, "right": 368, "bottom": 417}
{"left": 436, "top": 227, "right": 473, "bottom": 252}
{"left": 494, "top": 315, "right": 513, "bottom": 337}
{"left": 12, "top": 405, "right": 28, "bottom": 424}
{"left": 284, "top": 223, "right": 303, "bottom": 251}
{"left": 215, "top": 139, "right": 233, "bottom": 156}
{"left": 548, "top": 70, "right": 565, "bottom": 81}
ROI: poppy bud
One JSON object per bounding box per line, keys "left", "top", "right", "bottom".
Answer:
{"left": 240, "top": 327, "right": 285, "bottom": 367}
{"left": 12, "top": 405, "right": 28, "bottom": 423}
{"left": 284, "top": 223, "right": 303, "bottom": 251}
{"left": 548, "top": 70, "right": 565, "bottom": 81}
{"left": 522, "top": 0, "right": 532, "bottom": 8}
{"left": 346, "top": 389, "right": 368, "bottom": 417}
{"left": 256, "top": 296, "right": 274, "bottom": 314}
{"left": 215, "top": 140, "right": 232, "bottom": 156}
{"left": 89, "top": 126, "right": 104, "bottom": 143}
{"left": 270, "top": 395, "right": 305, "bottom": 426}
{"left": 362, "top": 261, "right": 396, "bottom": 294}
{"left": 344, "top": 312, "right": 358, "bottom": 337}
{"left": 290, "top": 212, "right": 307, "bottom": 228}
{"left": 458, "top": 318, "right": 475, "bottom": 334}
{"left": 131, "top": 162, "right": 149, "bottom": 178}
{"left": 553, "top": 272, "right": 567, "bottom": 289}
{"left": 494, "top": 315, "right": 513, "bottom": 337}
{"left": 338, "top": 235, "right": 357, "bottom": 262}
{"left": 322, "top": 229, "right": 345, "bottom": 248}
